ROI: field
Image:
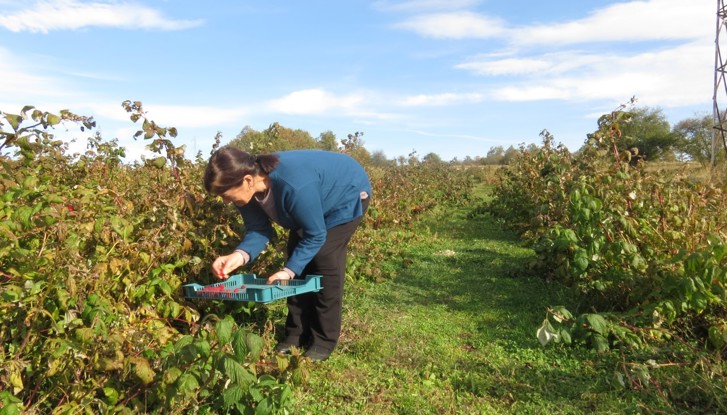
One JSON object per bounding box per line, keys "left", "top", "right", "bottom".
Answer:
{"left": 1, "top": 105, "right": 726, "bottom": 414}
{"left": 286, "top": 185, "right": 727, "bottom": 415}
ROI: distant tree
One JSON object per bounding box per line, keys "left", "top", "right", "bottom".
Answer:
{"left": 407, "top": 149, "right": 420, "bottom": 165}
{"left": 227, "top": 122, "right": 318, "bottom": 153}
{"left": 672, "top": 114, "right": 721, "bottom": 165}
{"left": 484, "top": 146, "right": 505, "bottom": 165}
{"left": 619, "top": 107, "right": 680, "bottom": 161}
{"left": 370, "top": 149, "right": 393, "bottom": 167}
{"left": 341, "top": 131, "right": 371, "bottom": 164}
{"left": 422, "top": 152, "right": 444, "bottom": 165}
{"left": 462, "top": 155, "right": 475, "bottom": 166}
{"left": 317, "top": 130, "right": 339, "bottom": 151}
{"left": 229, "top": 126, "right": 267, "bottom": 152}
{"left": 501, "top": 146, "right": 519, "bottom": 165}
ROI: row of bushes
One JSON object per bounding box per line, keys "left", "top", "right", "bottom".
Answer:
{"left": 488, "top": 108, "right": 727, "bottom": 348}
{"left": 0, "top": 104, "right": 475, "bottom": 414}
{"left": 483, "top": 108, "right": 727, "bottom": 411}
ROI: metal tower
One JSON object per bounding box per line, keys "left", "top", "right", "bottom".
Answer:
{"left": 713, "top": 0, "right": 727, "bottom": 167}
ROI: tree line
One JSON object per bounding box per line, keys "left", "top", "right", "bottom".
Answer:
{"left": 228, "top": 106, "right": 723, "bottom": 169}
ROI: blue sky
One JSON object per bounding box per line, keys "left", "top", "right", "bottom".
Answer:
{"left": 0, "top": 0, "right": 714, "bottom": 161}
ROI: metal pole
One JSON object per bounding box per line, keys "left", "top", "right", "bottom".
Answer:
{"left": 714, "top": 0, "right": 722, "bottom": 168}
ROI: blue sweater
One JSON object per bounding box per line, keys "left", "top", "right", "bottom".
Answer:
{"left": 235, "top": 150, "right": 372, "bottom": 276}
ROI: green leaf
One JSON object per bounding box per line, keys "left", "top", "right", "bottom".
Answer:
{"left": 690, "top": 292, "right": 709, "bottom": 312}
{"left": 20, "top": 105, "right": 34, "bottom": 117}
{"left": 74, "top": 327, "right": 96, "bottom": 344}
{"left": 9, "top": 369, "right": 23, "bottom": 394}
{"left": 129, "top": 356, "right": 155, "bottom": 385}
{"left": 152, "top": 157, "right": 166, "bottom": 168}
{"left": 585, "top": 313, "right": 608, "bottom": 335}
{"left": 222, "top": 356, "right": 255, "bottom": 387}
{"left": 255, "top": 397, "right": 273, "bottom": 415}
{"left": 176, "top": 373, "right": 199, "bottom": 398}
{"left": 14, "top": 206, "right": 34, "bottom": 228}
{"left": 102, "top": 387, "right": 119, "bottom": 405}
{"left": 174, "top": 335, "right": 194, "bottom": 352}
{"left": 248, "top": 386, "right": 264, "bottom": 402}
{"left": 246, "top": 332, "right": 264, "bottom": 362}
{"left": 573, "top": 250, "right": 589, "bottom": 273}
{"left": 194, "top": 339, "right": 211, "bottom": 358}
{"left": 558, "top": 328, "right": 572, "bottom": 344}
{"left": 216, "top": 316, "right": 234, "bottom": 344}
{"left": 232, "top": 330, "right": 248, "bottom": 360}
{"left": 222, "top": 385, "right": 246, "bottom": 408}
{"left": 4, "top": 113, "right": 22, "bottom": 130}
{"left": 551, "top": 306, "right": 573, "bottom": 322}
{"left": 708, "top": 326, "right": 727, "bottom": 349}
{"left": 46, "top": 113, "right": 60, "bottom": 126}
{"left": 563, "top": 229, "right": 578, "bottom": 243}
{"left": 591, "top": 333, "right": 610, "bottom": 352}
{"left": 162, "top": 367, "right": 182, "bottom": 385}
{"left": 0, "top": 401, "right": 21, "bottom": 415}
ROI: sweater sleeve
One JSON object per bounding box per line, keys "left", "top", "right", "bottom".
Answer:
{"left": 235, "top": 203, "right": 275, "bottom": 262}
{"left": 283, "top": 184, "right": 327, "bottom": 275}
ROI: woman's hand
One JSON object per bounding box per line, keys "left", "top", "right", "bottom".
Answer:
{"left": 267, "top": 270, "right": 293, "bottom": 284}
{"left": 212, "top": 251, "right": 246, "bottom": 280}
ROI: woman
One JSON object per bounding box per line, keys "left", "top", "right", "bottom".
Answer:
{"left": 204, "top": 146, "right": 372, "bottom": 362}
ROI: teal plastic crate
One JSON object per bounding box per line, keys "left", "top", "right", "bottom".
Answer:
{"left": 183, "top": 274, "right": 322, "bottom": 304}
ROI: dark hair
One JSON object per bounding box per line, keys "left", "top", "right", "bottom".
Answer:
{"left": 204, "top": 146, "right": 280, "bottom": 195}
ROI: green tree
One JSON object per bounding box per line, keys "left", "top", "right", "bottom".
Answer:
{"left": 317, "top": 130, "right": 339, "bottom": 151}
{"left": 228, "top": 125, "right": 267, "bottom": 152}
{"left": 407, "top": 149, "right": 420, "bottom": 165}
{"left": 501, "top": 146, "right": 519, "bottom": 165}
{"left": 422, "top": 152, "right": 444, "bottom": 165}
{"left": 341, "top": 131, "right": 371, "bottom": 164}
{"left": 228, "top": 122, "right": 318, "bottom": 153}
{"left": 484, "top": 146, "right": 505, "bottom": 165}
{"left": 370, "top": 149, "right": 393, "bottom": 167}
{"left": 672, "top": 114, "right": 723, "bottom": 166}
{"left": 619, "top": 107, "right": 680, "bottom": 161}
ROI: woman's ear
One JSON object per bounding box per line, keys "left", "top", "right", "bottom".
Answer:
{"left": 244, "top": 174, "right": 254, "bottom": 189}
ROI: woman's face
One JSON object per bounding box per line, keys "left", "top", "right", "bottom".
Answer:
{"left": 220, "top": 175, "right": 256, "bottom": 207}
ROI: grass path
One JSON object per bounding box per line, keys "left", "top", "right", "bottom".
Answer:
{"left": 288, "top": 193, "right": 643, "bottom": 414}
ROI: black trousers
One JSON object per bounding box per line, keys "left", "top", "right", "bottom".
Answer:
{"left": 283, "top": 198, "right": 369, "bottom": 352}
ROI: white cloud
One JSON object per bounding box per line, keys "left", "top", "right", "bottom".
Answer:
{"left": 0, "top": 0, "right": 204, "bottom": 33}
{"left": 456, "top": 57, "right": 554, "bottom": 76}
{"left": 512, "top": 0, "right": 711, "bottom": 46}
{"left": 130, "top": 104, "right": 250, "bottom": 129}
{"left": 456, "top": 52, "right": 624, "bottom": 77}
{"left": 488, "top": 41, "right": 712, "bottom": 108}
{"left": 394, "top": 11, "right": 506, "bottom": 39}
{"left": 394, "top": 0, "right": 710, "bottom": 45}
{"left": 266, "top": 89, "right": 365, "bottom": 115}
{"left": 400, "top": 92, "right": 484, "bottom": 106}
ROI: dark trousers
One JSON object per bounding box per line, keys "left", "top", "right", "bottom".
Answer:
{"left": 283, "top": 199, "right": 368, "bottom": 352}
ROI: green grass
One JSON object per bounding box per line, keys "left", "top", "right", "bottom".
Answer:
{"left": 278, "top": 187, "right": 719, "bottom": 415}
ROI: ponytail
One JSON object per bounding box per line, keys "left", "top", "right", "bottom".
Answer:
{"left": 204, "top": 146, "right": 280, "bottom": 194}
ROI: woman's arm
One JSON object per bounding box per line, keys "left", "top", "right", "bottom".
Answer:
{"left": 282, "top": 185, "right": 327, "bottom": 276}
{"left": 234, "top": 203, "right": 275, "bottom": 262}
